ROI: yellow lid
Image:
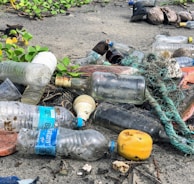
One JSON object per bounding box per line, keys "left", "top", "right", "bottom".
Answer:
{"left": 179, "top": 22, "right": 187, "bottom": 27}
{"left": 188, "top": 36, "right": 193, "bottom": 43}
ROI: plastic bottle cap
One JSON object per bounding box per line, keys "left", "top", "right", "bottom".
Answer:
{"left": 179, "top": 22, "right": 187, "bottom": 27}
{"left": 109, "top": 140, "right": 116, "bottom": 152}
{"left": 188, "top": 37, "right": 193, "bottom": 43}
{"left": 76, "top": 117, "right": 84, "bottom": 128}
{"left": 108, "top": 41, "right": 113, "bottom": 47}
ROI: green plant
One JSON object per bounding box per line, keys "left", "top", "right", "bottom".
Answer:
{"left": 56, "top": 57, "right": 82, "bottom": 77}
{"left": 8, "top": 0, "right": 92, "bottom": 19}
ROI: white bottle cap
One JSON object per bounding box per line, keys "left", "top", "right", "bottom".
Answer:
{"left": 31, "top": 51, "right": 57, "bottom": 73}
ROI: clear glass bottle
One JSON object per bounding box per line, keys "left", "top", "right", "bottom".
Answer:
{"left": 179, "top": 21, "right": 194, "bottom": 29}
{"left": 21, "top": 51, "right": 57, "bottom": 105}
{"left": 0, "top": 101, "right": 77, "bottom": 132}
{"left": 0, "top": 61, "right": 52, "bottom": 87}
{"left": 55, "top": 71, "right": 146, "bottom": 105}
{"left": 16, "top": 127, "right": 114, "bottom": 161}
{"left": 74, "top": 40, "right": 109, "bottom": 66}
{"left": 92, "top": 102, "right": 169, "bottom": 142}
{"left": 154, "top": 34, "right": 193, "bottom": 44}
{"left": 174, "top": 56, "right": 194, "bottom": 67}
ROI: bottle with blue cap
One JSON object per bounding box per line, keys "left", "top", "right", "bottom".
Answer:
{"left": 17, "top": 127, "right": 116, "bottom": 161}
{"left": 0, "top": 101, "right": 79, "bottom": 132}
{"left": 173, "top": 56, "right": 194, "bottom": 67}
{"left": 107, "top": 40, "right": 133, "bottom": 56}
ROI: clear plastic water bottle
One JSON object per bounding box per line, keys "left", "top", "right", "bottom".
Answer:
{"left": 154, "top": 34, "right": 193, "bottom": 44}
{"left": 55, "top": 71, "right": 146, "bottom": 105}
{"left": 0, "top": 101, "right": 78, "bottom": 132}
{"left": 128, "top": 0, "right": 156, "bottom": 6}
{"left": 21, "top": 51, "right": 57, "bottom": 105}
{"left": 74, "top": 40, "right": 109, "bottom": 65}
{"left": 179, "top": 21, "right": 194, "bottom": 29}
{"left": 17, "top": 127, "right": 113, "bottom": 161}
{"left": 174, "top": 56, "right": 194, "bottom": 67}
{"left": 152, "top": 42, "right": 194, "bottom": 57}
{"left": 74, "top": 50, "right": 104, "bottom": 65}
{"left": 0, "top": 61, "right": 52, "bottom": 87}
{"left": 107, "top": 40, "right": 133, "bottom": 56}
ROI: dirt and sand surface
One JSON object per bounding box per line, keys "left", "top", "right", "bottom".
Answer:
{"left": 0, "top": 0, "right": 194, "bottom": 183}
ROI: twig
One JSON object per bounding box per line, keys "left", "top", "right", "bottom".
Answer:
{"left": 153, "top": 156, "right": 161, "bottom": 182}
{"left": 134, "top": 167, "right": 162, "bottom": 184}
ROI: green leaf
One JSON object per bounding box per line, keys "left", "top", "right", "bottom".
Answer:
{"left": 57, "top": 63, "right": 67, "bottom": 71}
{"left": 27, "top": 46, "right": 36, "bottom": 53}
{"left": 62, "top": 57, "right": 70, "bottom": 66}
{"left": 14, "top": 48, "right": 25, "bottom": 56}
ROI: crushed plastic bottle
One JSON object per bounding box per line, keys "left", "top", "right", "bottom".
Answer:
{"left": 21, "top": 51, "right": 57, "bottom": 105}
{"left": 154, "top": 34, "right": 193, "bottom": 44}
{"left": 55, "top": 71, "right": 146, "bottom": 105}
{"left": 17, "top": 127, "right": 113, "bottom": 161}
{"left": 0, "top": 101, "right": 77, "bottom": 132}
{"left": 0, "top": 61, "right": 52, "bottom": 87}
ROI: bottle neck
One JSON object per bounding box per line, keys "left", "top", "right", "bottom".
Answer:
{"left": 55, "top": 76, "right": 88, "bottom": 90}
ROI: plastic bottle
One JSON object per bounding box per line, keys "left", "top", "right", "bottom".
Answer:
{"left": 174, "top": 56, "right": 194, "bottom": 67}
{"left": 121, "top": 50, "right": 145, "bottom": 66}
{"left": 21, "top": 51, "right": 57, "bottom": 105}
{"left": 0, "top": 61, "right": 52, "bottom": 87}
{"left": 0, "top": 101, "right": 78, "bottom": 132}
{"left": 154, "top": 34, "right": 193, "bottom": 44}
{"left": 0, "top": 78, "right": 21, "bottom": 101}
{"left": 0, "top": 176, "right": 39, "bottom": 184}
{"left": 107, "top": 40, "right": 133, "bottom": 56}
{"left": 128, "top": 0, "right": 156, "bottom": 6}
{"left": 16, "top": 127, "right": 113, "bottom": 161}
{"left": 55, "top": 71, "right": 146, "bottom": 105}
{"left": 74, "top": 40, "right": 109, "bottom": 65}
{"left": 152, "top": 42, "right": 194, "bottom": 57}
{"left": 179, "top": 21, "right": 194, "bottom": 29}
{"left": 91, "top": 102, "right": 169, "bottom": 142}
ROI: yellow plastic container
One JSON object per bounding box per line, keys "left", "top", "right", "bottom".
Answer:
{"left": 117, "top": 129, "right": 153, "bottom": 161}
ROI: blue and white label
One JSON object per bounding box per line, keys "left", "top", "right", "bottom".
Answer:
{"left": 35, "top": 128, "right": 58, "bottom": 156}
{"left": 38, "top": 106, "right": 56, "bottom": 129}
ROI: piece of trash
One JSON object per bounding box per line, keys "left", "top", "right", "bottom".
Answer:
{"left": 0, "top": 129, "right": 17, "bottom": 156}
{"left": 0, "top": 78, "right": 21, "bottom": 101}
{"left": 73, "top": 94, "right": 96, "bottom": 127}
{"left": 117, "top": 129, "right": 153, "bottom": 161}
{"left": 55, "top": 72, "right": 146, "bottom": 105}
{"left": 82, "top": 163, "right": 92, "bottom": 173}
{"left": 112, "top": 160, "right": 130, "bottom": 174}
{"left": 0, "top": 176, "right": 39, "bottom": 184}
{"left": 17, "top": 127, "right": 110, "bottom": 161}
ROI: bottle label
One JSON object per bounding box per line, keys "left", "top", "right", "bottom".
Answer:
{"left": 38, "top": 106, "right": 56, "bottom": 129}
{"left": 35, "top": 128, "right": 58, "bottom": 156}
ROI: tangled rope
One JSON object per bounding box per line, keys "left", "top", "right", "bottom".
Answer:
{"left": 121, "top": 54, "right": 194, "bottom": 154}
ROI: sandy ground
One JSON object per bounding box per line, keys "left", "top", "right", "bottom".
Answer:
{"left": 0, "top": 0, "right": 194, "bottom": 183}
